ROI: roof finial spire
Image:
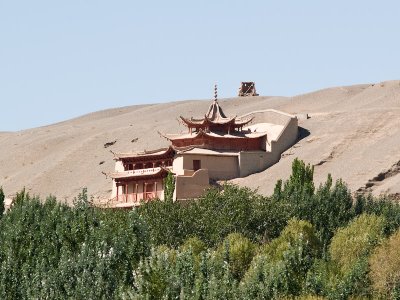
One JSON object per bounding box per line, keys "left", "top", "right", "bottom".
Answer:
{"left": 214, "top": 83, "right": 218, "bottom": 103}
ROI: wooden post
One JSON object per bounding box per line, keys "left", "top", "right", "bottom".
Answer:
{"left": 155, "top": 181, "right": 157, "bottom": 198}
{"left": 125, "top": 184, "right": 128, "bottom": 202}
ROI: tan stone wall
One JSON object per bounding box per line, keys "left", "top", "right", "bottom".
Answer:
{"left": 238, "top": 112, "right": 298, "bottom": 177}
{"left": 243, "top": 109, "right": 295, "bottom": 126}
{"left": 175, "top": 169, "right": 209, "bottom": 200}
{"left": 270, "top": 117, "right": 298, "bottom": 154}
{"left": 175, "top": 153, "right": 239, "bottom": 180}
{"left": 239, "top": 151, "right": 275, "bottom": 177}
{"left": 241, "top": 109, "right": 298, "bottom": 152}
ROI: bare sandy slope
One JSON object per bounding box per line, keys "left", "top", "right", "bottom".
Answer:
{"left": 1, "top": 80, "right": 400, "bottom": 203}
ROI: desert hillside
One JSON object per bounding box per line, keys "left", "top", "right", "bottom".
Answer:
{"left": 1, "top": 80, "right": 400, "bottom": 203}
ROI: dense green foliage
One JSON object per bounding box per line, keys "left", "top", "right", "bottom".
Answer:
{"left": 163, "top": 171, "right": 175, "bottom": 203}
{"left": 0, "top": 186, "right": 4, "bottom": 217}
{"left": 2, "top": 158, "right": 400, "bottom": 298}
{"left": 138, "top": 183, "right": 288, "bottom": 248}
{"left": 0, "top": 189, "right": 149, "bottom": 299}
{"left": 306, "top": 214, "right": 386, "bottom": 299}
{"left": 369, "top": 229, "right": 400, "bottom": 298}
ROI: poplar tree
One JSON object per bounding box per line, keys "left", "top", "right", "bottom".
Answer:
{"left": 163, "top": 171, "right": 175, "bottom": 202}
{"left": 0, "top": 186, "right": 4, "bottom": 217}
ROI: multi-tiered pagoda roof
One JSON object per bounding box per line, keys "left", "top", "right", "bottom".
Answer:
{"left": 179, "top": 99, "right": 253, "bottom": 134}
{"left": 160, "top": 98, "right": 268, "bottom": 152}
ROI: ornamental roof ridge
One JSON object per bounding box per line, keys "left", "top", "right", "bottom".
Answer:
{"left": 205, "top": 98, "right": 228, "bottom": 121}
{"left": 110, "top": 166, "right": 172, "bottom": 179}
{"left": 159, "top": 128, "right": 268, "bottom": 141}
{"left": 204, "top": 115, "right": 236, "bottom": 124}
{"left": 114, "top": 146, "right": 175, "bottom": 160}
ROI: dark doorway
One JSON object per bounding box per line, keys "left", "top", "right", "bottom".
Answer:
{"left": 193, "top": 160, "right": 201, "bottom": 171}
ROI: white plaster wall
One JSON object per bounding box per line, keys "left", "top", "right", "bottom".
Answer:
{"left": 115, "top": 161, "right": 124, "bottom": 172}
{"left": 172, "top": 156, "right": 184, "bottom": 175}
{"left": 110, "top": 160, "right": 124, "bottom": 199}
{"left": 111, "top": 179, "right": 117, "bottom": 199}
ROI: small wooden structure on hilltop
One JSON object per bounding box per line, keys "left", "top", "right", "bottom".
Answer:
{"left": 238, "top": 82, "right": 259, "bottom": 97}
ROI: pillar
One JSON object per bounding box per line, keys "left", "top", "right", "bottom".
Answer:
{"left": 124, "top": 183, "right": 128, "bottom": 202}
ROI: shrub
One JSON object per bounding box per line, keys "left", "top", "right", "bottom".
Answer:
{"left": 241, "top": 219, "right": 320, "bottom": 299}
{"left": 330, "top": 213, "right": 385, "bottom": 273}
{"left": 163, "top": 171, "right": 175, "bottom": 202}
{"left": 355, "top": 194, "right": 400, "bottom": 235}
{"left": 307, "top": 214, "right": 385, "bottom": 299}
{"left": 311, "top": 176, "right": 354, "bottom": 250}
{"left": 0, "top": 186, "right": 4, "bottom": 217}
{"left": 369, "top": 229, "right": 400, "bottom": 298}
{"left": 0, "top": 190, "right": 149, "bottom": 299}
{"left": 138, "top": 184, "right": 270, "bottom": 247}
{"left": 262, "top": 218, "right": 321, "bottom": 261}
{"left": 180, "top": 236, "right": 207, "bottom": 256}
{"left": 215, "top": 233, "right": 257, "bottom": 280}
{"left": 132, "top": 247, "right": 238, "bottom": 299}
{"left": 274, "top": 159, "right": 355, "bottom": 250}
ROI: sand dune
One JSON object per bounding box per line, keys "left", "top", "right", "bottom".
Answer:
{"left": 1, "top": 80, "right": 400, "bottom": 203}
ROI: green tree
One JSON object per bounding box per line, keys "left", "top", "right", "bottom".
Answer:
{"left": 241, "top": 219, "right": 320, "bottom": 299}
{"left": 138, "top": 184, "right": 265, "bottom": 247}
{"left": 330, "top": 213, "right": 385, "bottom": 273}
{"left": 180, "top": 236, "right": 207, "bottom": 256}
{"left": 273, "top": 158, "right": 315, "bottom": 207}
{"left": 132, "top": 246, "right": 238, "bottom": 299}
{"left": 274, "top": 159, "right": 355, "bottom": 250}
{"left": 163, "top": 171, "right": 175, "bottom": 202}
{"left": 0, "top": 186, "right": 4, "bottom": 217}
{"left": 306, "top": 214, "right": 385, "bottom": 299}
{"left": 369, "top": 229, "right": 400, "bottom": 298}
{"left": 355, "top": 194, "right": 400, "bottom": 235}
{"left": 0, "top": 190, "right": 149, "bottom": 299}
{"left": 215, "top": 233, "right": 256, "bottom": 280}
{"left": 311, "top": 175, "right": 354, "bottom": 250}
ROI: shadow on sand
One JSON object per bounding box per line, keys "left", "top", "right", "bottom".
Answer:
{"left": 297, "top": 126, "right": 310, "bottom": 142}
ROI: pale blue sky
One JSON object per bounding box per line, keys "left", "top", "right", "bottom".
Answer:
{"left": 1, "top": 1, "right": 399, "bottom": 131}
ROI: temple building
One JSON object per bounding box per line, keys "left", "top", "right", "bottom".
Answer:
{"left": 109, "top": 147, "right": 175, "bottom": 208}
{"left": 106, "top": 86, "right": 298, "bottom": 208}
